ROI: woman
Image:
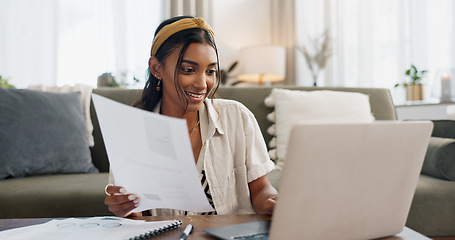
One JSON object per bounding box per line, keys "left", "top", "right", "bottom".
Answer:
{"left": 104, "top": 16, "right": 278, "bottom": 217}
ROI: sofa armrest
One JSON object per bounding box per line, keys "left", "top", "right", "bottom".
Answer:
{"left": 431, "top": 120, "right": 455, "bottom": 139}
{"left": 422, "top": 137, "right": 455, "bottom": 181}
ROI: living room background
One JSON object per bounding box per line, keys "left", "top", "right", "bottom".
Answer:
{"left": 296, "top": 0, "right": 455, "bottom": 104}
{"left": 0, "top": 0, "right": 454, "bottom": 103}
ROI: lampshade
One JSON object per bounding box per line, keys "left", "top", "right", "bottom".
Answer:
{"left": 237, "top": 46, "right": 286, "bottom": 85}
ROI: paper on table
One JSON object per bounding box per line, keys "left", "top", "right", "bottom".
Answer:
{"left": 0, "top": 217, "right": 181, "bottom": 240}
{"left": 92, "top": 94, "right": 214, "bottom": 213}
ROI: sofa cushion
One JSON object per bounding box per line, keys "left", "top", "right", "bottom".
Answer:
{"left": 0, "top": 173, "right": 111, "bottom": 218}
{"left": 422, "top": 137, "right": 455, "bottom": 181}
{"left": 406, "top": 174, "right": 455, "bottom": 236}
{"left": 264, "top": 88, "right": 375, "bottom": 169}
{"left": 0, "top": 89, "right": 98, "bottom": 179}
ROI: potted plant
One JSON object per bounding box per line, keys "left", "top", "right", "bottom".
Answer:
{"left": 395, "top": 65, "right": 427, "bottom": 101}
{"left": 297, "top": 30, "right": 333, "bottom": 86}
{"left": 220, "top": 61, "right": 242, "bottom": 86}
{"left": 97, "top": 71, "right": 140, "bottom": 88}
{"left": 0, "top": 75, "right": 14, "bottom": 88}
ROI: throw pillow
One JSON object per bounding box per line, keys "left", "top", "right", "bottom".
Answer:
{"left": 422, "top": 137, "right": 455, "bottom": 181}
{"left": 265, "top": 88, "right": 375, "bottom": 169}
{"left": 0, "top": 88, "right": 98, "bottom": 179}
{"left": 27, "top": 84, "right": 95, "bottom": 147}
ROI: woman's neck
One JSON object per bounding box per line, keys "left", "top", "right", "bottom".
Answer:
{"left": 159, "top": 98, "right": 200, "bottom": 136}
{"left": 160, "top": 106, "right": 198, "bottom": 132}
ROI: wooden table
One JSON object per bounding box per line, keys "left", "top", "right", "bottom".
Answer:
{"left": 1, "top": 214, "right": 453, "bottom": 240}
{"left": 133, "top": 214, "right": 271, "bottom": 239}
{"left": 0, "top": 215, "right": 268, "bottom": 240}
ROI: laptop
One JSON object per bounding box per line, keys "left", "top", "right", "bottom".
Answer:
{"left": 205, "top": 121, "right": 433, "bottom": 240}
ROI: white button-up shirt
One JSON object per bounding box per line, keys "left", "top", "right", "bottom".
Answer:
{"left": 196, "top": 98, "right": 275, "bottom": 215}
{"left": 111, "top": 98, "right": 275, "bottom": 215}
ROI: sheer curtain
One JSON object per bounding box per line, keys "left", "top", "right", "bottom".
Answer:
{"left": 165, "top": 0, "right": 212, "bottom": 22}
{"left": 0, "top": 0, "right": 58, "bottom": 88}
{"left": 271, "top": 0, "right": 297, "bottom": 85}
{"left": 0, "top": 0, "right": 164, "bottom": 89}
{"left": 295, "top": 0, "right": 455, "bottom": 103}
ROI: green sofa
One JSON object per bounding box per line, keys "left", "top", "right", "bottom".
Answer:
{"left": 1, "top": 86, "right": 454, "bottom": 237}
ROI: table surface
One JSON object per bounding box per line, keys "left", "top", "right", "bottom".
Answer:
{"left": 0, "top": 214, "right": 438, "bottom": 240}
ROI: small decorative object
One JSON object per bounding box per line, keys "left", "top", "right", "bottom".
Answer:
{"left": 429, "top": 68, "right": 455, "bottom": 102}
{"left": 97, "top": 71, "right": 140, "bottom": 88}
{"left": 297, "top": 30, "right": 333, "bottom": 86}
{"left": 0, "top": 75, "right": 14, "bottom": 88}
{"left": 395, "top": 64, "right": 428, "bottom": 101}
{"left": 440, "top": 74, "right": 452, "bottom": 102}
{"left": 97, "top": 72, "right": 118, "bottom": 87}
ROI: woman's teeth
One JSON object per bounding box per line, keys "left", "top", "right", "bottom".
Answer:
{"left": 187, "top": 92, "right": 203, "bottom": 98}
{"left": 186, "top": 92, "right": 204, "bottom": 99}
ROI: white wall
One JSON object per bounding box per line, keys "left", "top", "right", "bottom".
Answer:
{"left": 211, "top": 0, "right": 272, "bottom": 73}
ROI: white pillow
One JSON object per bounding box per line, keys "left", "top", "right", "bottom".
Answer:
{"left": 265, "top": 88, "right": 375, "bottom": 170}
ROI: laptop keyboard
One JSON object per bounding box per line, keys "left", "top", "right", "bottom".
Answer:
{"left": 233, "top": 232, "right": 269, "bottom": 240}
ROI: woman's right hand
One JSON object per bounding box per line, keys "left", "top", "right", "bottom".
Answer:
{"left": 104, "top": 184, "right": 140, "bottom": 217}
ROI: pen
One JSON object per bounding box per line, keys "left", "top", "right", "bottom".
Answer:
{"left": 179, "top": 224, "right": 193, "bottom": 240}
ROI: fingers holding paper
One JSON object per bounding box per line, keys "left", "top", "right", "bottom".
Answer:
{"left": 104, "top": 185, "right": 140, "bottom": 217}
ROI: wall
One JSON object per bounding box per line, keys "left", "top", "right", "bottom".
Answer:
{"left": 211, "top": 0, "right": 272, "bottom": 74}
{"left": 0, "top": 0, "right": 58, "bottom": 88}
{"left": 0, "top": 0, "right": 274, "bottom": 88}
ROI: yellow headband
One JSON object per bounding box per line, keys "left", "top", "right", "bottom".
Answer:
{"left": 150, "top": 18, "right": 215, "bottom": 56}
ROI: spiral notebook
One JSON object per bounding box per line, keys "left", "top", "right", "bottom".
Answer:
{"left": 0, "top": 217, "right": 182, "bottom": 240}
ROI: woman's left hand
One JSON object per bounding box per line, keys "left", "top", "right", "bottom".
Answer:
{"left": 249, "top": 175, "right": 279, "bottom": 215}
{"left": 262, "top": 192, "right": 278, "bottom": 215}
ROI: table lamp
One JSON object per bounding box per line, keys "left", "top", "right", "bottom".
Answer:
{"left": 237, "top": 46, "right": 286, "bottom": 85}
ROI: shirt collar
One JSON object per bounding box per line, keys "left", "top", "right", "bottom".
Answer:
{"left": 200, "top": 98, "right": 224, "bottom": 141}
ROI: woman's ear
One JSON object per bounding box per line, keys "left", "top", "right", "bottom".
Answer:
{"left": 149, "top": 57, "right": 162, "bottom": 79}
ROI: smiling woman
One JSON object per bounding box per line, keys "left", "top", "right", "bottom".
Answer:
{"left": 157, "top": 44, "right": 218, "bottom": 115}
{"left": 104, "top": 16, "right": 278, "bottom": 218}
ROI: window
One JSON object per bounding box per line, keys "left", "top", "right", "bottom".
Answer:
{"left": 295, "top": 0, "right": 455, "bottom": 103}
{"left": 0, "top": 0, "right": 164, "bottom": 88}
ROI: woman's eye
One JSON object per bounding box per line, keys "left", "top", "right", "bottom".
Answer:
{"left": 181, "top": 68, "right": 194, "bottom": 73}
{"left": 207, "top": 69, "right": 217, "bottom": 75}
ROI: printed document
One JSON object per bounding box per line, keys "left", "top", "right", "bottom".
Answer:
{"left": 92, "top": 94, "right": 214, "bottom": 213}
